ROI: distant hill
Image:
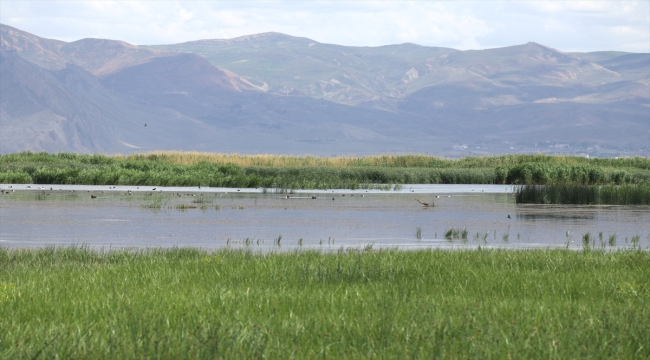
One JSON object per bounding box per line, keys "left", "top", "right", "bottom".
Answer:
{"left": 1, "top": 24, "right": 648, "bottom": 156}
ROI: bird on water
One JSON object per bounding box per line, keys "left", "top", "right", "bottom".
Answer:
{"left": 415, "top": 199, "right": 434, "bottom": 207}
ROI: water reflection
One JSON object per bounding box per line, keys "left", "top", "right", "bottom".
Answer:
{"left": 516, "top": 213, "right": 595, "bottom": 221}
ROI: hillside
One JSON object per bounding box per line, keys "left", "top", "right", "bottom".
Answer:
{"left": 1, "top": 24, "right": 648, "bottom": 156}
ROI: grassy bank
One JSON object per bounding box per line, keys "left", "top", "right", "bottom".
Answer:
{"left": 1, "top": 247, "right": 648, "bottom": 358}
{"left": 515, "top": 183, "right": 650, "bottom": 205}
{"left": 1, "top": 152, "right": 649, "bottom": 188}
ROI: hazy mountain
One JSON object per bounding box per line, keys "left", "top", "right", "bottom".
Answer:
{"left": 0, "top": 49, "right": 241, "bottom": 153}
{"left": 1, "top": 24, "right": 648, "bottom": 156}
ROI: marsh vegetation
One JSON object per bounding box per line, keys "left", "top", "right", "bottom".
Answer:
{"left": 1, "top": 247, "right": 648, "bottom": 358}
{"left": 515, "top": 183, "right": 650, "bottom": 205}
{"left": 1, "top": 152, "right": 649, "bottom": 189}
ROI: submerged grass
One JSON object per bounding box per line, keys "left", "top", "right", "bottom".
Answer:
{"left": 1, "top": 152, "right": 649, "bottom": 187}
{"left": 515, "top": 183, "right": 650, "bottom": 205}
{"left": 0, "top": 247, "right": 648, "bottom": 358}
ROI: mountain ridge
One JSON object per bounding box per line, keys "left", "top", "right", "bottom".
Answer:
{"left": 1, "top": 24, "right": 648, "bottom": 157}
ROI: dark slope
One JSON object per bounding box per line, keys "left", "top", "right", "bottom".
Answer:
{"left": 0, "top": 50, "right": 233, "bottom": 153}
{"left": 100, "top": 52, "right": 445, "bottom": 154}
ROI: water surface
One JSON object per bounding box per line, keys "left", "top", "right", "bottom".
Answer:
{"left": 1, "top": 184, "right": 648, "bottom": 251}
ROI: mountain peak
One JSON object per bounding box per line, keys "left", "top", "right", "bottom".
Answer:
{"left": 65, "top": 38, "right": 138, "bottom": 51}
{"left": 180, "top": 32, "right": 315, "bottom": 46}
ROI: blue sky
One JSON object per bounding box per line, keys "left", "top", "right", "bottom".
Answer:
{"left": 1, "top": 1, "right": 648, "bottom": 52}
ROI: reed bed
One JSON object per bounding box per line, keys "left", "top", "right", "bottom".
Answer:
{"left": 1, "top": 247, "right": 648, "bottom": 358}
{"left": 1, "top": 152, "right": 649, "bottom": 187}
{"left": 125, "top": 151, "right": 650, "bottom": 170}
{"left": 515, "top": 183, "right": 650, "bottom": 205}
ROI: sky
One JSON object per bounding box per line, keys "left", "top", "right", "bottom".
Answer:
{"left": 1, "top": 1, "right": 648, "bottom": 53}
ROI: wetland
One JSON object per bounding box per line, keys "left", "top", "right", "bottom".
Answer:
{"left": 1, "top": 184, "right": 648, "bottom": 250}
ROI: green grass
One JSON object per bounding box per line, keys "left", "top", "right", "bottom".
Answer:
{"left": 515, "top": 183, "right": 650, "bottom": 205}
{"left": 1, "top": 247, "right": 648, "bottom": 358}
{"left": 1, "top": 152, "right": 649, "bottom": 188}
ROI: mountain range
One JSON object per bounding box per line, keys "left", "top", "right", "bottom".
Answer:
{"left": 1, "top": 24, "right": 648, "bottom": 156}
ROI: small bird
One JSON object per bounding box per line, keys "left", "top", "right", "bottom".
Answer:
{"left": 90, "top": 195, "right": 97, "bottom": 199}
{"left": 144, "top": 123, "right": 147, "bottom": 127}
{"left": 435, "top": 195, "right": 440, "bottom": 198}
{"left": 507, "top": 214, "right": 511, "bottom": 219}
{"left": 312, "top": 196, "right": 317, "bottom": 199}
{"left": 332, "top": 197, "right": 335, "bottom": 201}
{"left": 415, "top": 199, "right": 434, "bottom": 207}
{"left": 152, "top": 188, "right": 156, "bottom": 190}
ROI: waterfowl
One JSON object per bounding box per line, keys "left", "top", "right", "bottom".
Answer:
{"left": 415, "top": 199, "right": 434, "bottom": 207}
{"left": 90, "top": 195, "right": 97, "bottom": 199}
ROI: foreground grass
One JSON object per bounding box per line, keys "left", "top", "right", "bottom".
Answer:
{"left": 1, "top": 248, "right": 648, "bottom": 358}
{"left": 1, "top": 152, "right": 649, "bottom": 187}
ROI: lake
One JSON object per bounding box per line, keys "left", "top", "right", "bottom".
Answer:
{"left": 1, "top": 184, "right": 648, "bottom": 251}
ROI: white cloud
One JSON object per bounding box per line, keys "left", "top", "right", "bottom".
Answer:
{"left": 0, "top": 1, "right": 647, "bottom": 52}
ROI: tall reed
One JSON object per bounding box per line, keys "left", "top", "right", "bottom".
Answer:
{"left": 515, "top": 183, "right": 650, "bottom": 205}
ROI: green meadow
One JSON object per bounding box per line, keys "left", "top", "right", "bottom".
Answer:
{"left": 1, "top": 247, "right": 649, "bottom": 358}
{"left": 1, "top": 151, "right": 649, "bottom": 188}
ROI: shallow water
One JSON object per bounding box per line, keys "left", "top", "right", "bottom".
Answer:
{"left": 1, "top": 184, "right": 648, "bottom": 251}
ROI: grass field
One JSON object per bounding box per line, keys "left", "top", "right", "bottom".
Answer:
{"left": 1, "top": 247, "right": 648, "bottom": 358}
{"left": 1, "top": 151, "right": 649, "bottom": 188}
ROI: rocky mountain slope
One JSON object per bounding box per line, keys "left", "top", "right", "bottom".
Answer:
{"left": 1, "top": 24, "right": 648, "bottom": 156}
